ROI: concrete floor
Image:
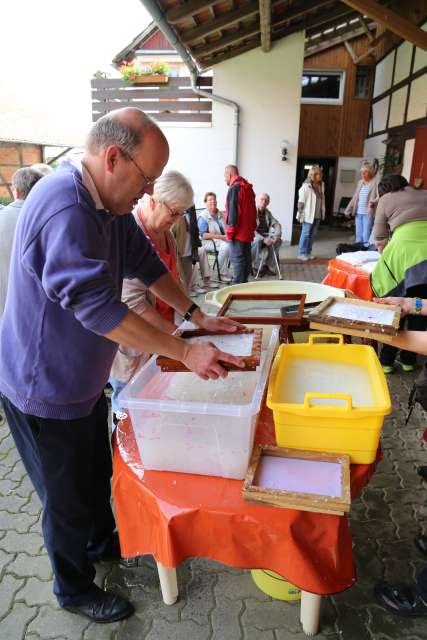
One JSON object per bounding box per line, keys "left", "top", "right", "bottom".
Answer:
{"left": 0, "top": 227, "right": 426, "bottom": 639}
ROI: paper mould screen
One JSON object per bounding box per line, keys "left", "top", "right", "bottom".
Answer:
{"left": 254, "top": 455, "right": 343, "bottom": 498}
{"left": 325, "top": 301, "right": 395, "bottom": 326}
{"left": 188, "top": 333, "right": 254, "bottom": 356}
{"left": 225, "top": 299, "right": 291, "bottom": 317}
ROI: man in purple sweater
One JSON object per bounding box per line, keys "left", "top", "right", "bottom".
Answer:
{"left": 0, "top": 108, "right": 242, "bottom": 623}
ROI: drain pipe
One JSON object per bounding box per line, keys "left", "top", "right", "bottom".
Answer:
{"left": 139, "top": 0, "right": 240, "bottom": 165}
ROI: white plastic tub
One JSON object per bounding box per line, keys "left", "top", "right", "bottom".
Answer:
{"left": 119, "top": 329, "right": 278, "bottom": 479}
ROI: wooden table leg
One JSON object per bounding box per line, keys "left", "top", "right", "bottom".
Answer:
{"left": 300, "top": 591, "right": 321, "bottom": 636}
{"left": 156, "top": 561, "right": 178, "bottom": 605}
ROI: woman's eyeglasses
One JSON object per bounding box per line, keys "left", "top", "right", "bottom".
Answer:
{"left": 162, "top": 201, "right": 185, "bottom": 218}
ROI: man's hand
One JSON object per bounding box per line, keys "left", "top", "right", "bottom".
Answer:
{"left": 373, "top": 297, "right": 413, "bottom": 316}
{"left": 181, "top": 340, "right": 245, "bottom": 380}
{"left": 192, "top": 309, "right": 242, "bottom": 333}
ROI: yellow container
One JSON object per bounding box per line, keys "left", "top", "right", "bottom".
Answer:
{"left": 266, "top": 334, "right": 391, "bottom": 464}
{"left": 251, "top": 569, "right": 301, "bottom": 601}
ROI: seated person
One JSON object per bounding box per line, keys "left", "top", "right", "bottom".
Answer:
{"left": 109, "top": 171, "right": 192, "bottom": 420}
{"left": 173, "top": 206, "right": 217, "bottom": 296}
{"left": 198, "top": 192, "right": 231, "bottom": 283}
{"left": 251, "top": 193, "right": 282, "bottom": 276}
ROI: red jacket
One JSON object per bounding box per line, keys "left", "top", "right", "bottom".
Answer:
{"left": 225, "top": 176, "right": 257, "bottom": 242}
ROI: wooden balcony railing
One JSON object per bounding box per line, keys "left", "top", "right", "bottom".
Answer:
{"left": 91, "top": 76, "right": 212, "bottom": 123}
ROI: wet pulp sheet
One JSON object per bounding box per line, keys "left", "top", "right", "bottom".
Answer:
{"left": 255, "top": 455, "right": 343, "bottom": 497}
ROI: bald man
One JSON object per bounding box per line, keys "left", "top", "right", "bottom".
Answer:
{"left": 0, "top": 109, "right": 243, "bottom": 623}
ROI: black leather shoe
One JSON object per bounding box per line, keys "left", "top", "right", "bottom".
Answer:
{"left": 415, "top": 534, "right": 427, "bottom": 557}
{"left": 62, "top": 587, "right": 134, "bottom": 623}
{"left": 374, "top": 581, "right": 427, "bottom": 616}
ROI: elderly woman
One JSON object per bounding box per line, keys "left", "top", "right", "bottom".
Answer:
{"left": 345, "top": 162, "right": 379, "bottom": 245}
{"left": 371, "top": 174, "right": 427, "bottom": 373}
{"left": 109, "top": 170, "right": 193, "bottom": 419}
{"left": 296, "top": 165, "right": 325, "bottom": 261}
{"left": 198, "top": 192, "right": 231, "bottom": 283}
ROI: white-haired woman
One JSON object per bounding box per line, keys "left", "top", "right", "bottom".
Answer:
{"left": 109, "top": 170, "right": 193, "bottom": 420}
{"left": 296, "top": 165, "right": 325, "bottom": 260}
{"left": 345, "top": 162, "right": 379, "bottom": 245}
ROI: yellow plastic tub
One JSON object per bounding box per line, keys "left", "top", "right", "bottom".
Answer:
{"left": 267, "top": 334, "right": 391, "bottom": 464}
{"left": 251, "top": 569, "right": 301, "bottom": 601}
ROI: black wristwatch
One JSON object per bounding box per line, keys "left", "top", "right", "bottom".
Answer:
{"left": 183, "top": 302, "right": 200, "bottom": 321}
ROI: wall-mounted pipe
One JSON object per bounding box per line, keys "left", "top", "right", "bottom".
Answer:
{"left": 139, "top": 0, "right": 240, "bottom": 165}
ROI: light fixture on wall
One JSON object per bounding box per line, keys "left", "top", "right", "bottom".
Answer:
{"left": 280, "top": 140, "right": 289, "bottom": 161}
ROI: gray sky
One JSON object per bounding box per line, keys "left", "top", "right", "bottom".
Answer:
{"left": 1, "top": 0, "right": 151, "bottom": 134}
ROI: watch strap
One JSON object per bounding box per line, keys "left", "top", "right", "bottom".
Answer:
{"left": 183, "top": 302, "right": 200, "bottom": 321}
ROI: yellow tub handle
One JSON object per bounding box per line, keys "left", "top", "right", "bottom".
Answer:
{"left": 304, "top": 392, "right": 353, "bottom": 411}
{"left": 266, "top": 347, "right": 283, "bottom": 400}
{"left": 308, "top": 334, "right": 344, "bottom": 345}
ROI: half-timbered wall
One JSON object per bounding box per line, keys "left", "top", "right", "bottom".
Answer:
{"left": 364, "top": 21, "right": 427, "bottom": 186}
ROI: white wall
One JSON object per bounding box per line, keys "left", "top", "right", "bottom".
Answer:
{"left": 363, "top": 134, "right": 386, "bottom": 163}
{"left": 160, "top": 32, "right": 305, "bottom": 243}
{"left": 369, "top": 23, "right": 427, "bottom": 137}
{"left": 402, "top": 138, "right": 415, "bottom": 181}
{"left": 333, "top": 157, "right": 363, "bottom": 211}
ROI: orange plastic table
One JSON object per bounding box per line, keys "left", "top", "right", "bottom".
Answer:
{"left": 112, "top": 405, "right": 377, "bottom": 635}
{"left": 323, "top": 258, "right": 374, "bottom": 300}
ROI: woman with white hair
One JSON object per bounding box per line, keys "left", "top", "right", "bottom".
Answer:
{"left": 109, "top": 170, "right": 193, "bottom": 419}
{"left": 296, "top": 165, "right": 325, "bottom": 261}
{"left": 344, "top": 162, "right": 379, "bottom": 245}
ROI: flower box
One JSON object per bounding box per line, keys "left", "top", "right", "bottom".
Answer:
{"left": 131, "top": 74, "right": 169, "bottom": 84}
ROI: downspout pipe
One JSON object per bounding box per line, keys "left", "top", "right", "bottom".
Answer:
{"left": 139, "top": 0, "right": 240, "bottom": 166}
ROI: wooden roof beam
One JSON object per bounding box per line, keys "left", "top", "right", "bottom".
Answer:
{"left": 340, "top": 0, "right": 427, "bottom": 50}
{"left": 181, "top": 1, "right": 259, "bottom": 44}
{"left": 303, "top": 6, "right": 358, "bottom": 37}
{"left": 259, "top": 0, "right": 271, "bottom": 52}
{"left": 165, "top": 0, "right": 218, "bottom": 24}
{"left": 358, "top": 15, "right": 374, "bottom": 42}
{"left": 304, "top": 22, "right": 375, "bottom": 57}
{"left": 199, "top": 37, "right": 261, "bottom": 68}
{"left": 192, "top": 22, "right": 260, "bottom": 57}
{"left": 272, "top": 0, "right": 334, "bottom": 32}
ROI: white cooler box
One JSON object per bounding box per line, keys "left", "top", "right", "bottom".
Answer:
{"left": 118, "top": 329, "right": 278, "bottom": 479}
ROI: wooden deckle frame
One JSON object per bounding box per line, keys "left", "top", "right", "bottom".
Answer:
{"left": 242, "top": 445, "right": 351, "bottom": 516}
{"left": 309, "top": 297, "right": 400, "bottom": 337}
{"left": 216, "top": 293, "right": 306, "bottom": 326}
{"left": 156, "top": 328, "right": 263, "bottom": 372}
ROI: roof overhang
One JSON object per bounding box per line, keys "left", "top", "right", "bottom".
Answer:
{"left": 139, "top": 0, "right": 427, "bottom": 69}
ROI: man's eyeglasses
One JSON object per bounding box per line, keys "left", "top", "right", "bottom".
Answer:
{"left": 121, "top": 149, "right": 157, "bottom": 186}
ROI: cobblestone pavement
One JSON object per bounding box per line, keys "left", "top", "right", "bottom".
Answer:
{"left": 1, "top": 263, "right": 426, "bottom": 639}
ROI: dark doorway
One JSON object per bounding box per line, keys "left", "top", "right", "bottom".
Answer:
{"left": 294, "top": 157, "right": 337, "bottom": 223}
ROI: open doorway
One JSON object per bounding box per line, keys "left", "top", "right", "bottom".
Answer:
{"left": 294, "top": 157, "right": 337, "bottom": 223}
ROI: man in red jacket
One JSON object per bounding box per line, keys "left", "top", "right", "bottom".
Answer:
{"left": 224, "top": 164, "right": 257, "bottom": 284}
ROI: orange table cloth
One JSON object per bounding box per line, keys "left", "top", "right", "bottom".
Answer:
{"left": 323, "top": 258, "right": 374, "bottom": 300}
{"left": 112, "top": 405, "right": 377, "bottom": 596}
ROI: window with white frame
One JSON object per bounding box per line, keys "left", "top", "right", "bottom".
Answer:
{"left": 301, "top": 69, "right": 345, "bottom": 105}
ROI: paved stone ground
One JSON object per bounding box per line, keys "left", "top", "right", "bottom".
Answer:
{"left": 1, "top": 260, "right": 426, "bottom": 639}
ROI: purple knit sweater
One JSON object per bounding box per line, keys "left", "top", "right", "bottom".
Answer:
{"left": 0, "top": 162, "right": 167, "bottom": 419}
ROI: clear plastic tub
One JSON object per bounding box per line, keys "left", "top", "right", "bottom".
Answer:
{"left": 119, "top": 329, "right": 278, "bottom": 479}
